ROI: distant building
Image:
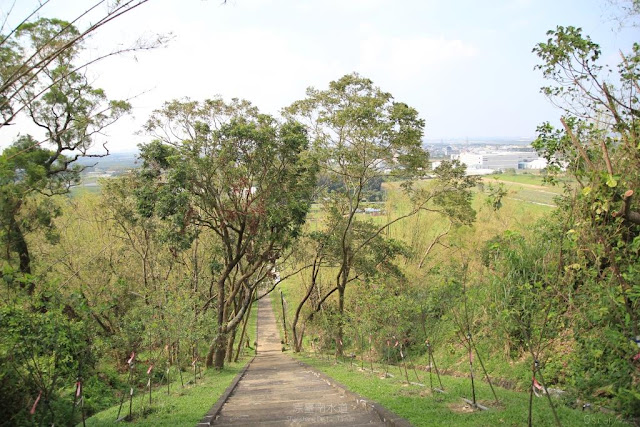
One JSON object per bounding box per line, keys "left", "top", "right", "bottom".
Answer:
{"left": 364, "top": 207, "right": 383, "bottom": 215}
{"left": 465, "top": 168, "right": 496, "bottom": 176}
{"left": 519, "top": 158, "right": 548, "bottom": 170}
{"left": 455, "top": 153, "right": 484, "bottom": 168}
{"left": 452, "top": 150, "right": 541, "bottom": 171}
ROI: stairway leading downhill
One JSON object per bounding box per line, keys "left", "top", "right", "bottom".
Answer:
{"left": 209, "top": 296, "right": 387, "bottom": 426}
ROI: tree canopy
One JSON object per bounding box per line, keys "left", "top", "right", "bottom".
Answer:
{"left": 138, "top": 97, "right": 317, "bottom": 368}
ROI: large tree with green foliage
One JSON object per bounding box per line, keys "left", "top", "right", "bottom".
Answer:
{"left": 285, "top": 73, "right": 477, "bottom": 355}
{"left": 0, "top": 6, "right": 167, "bottom": 423}
{"left": 0, "top": 18, "right": 131, "bottom": 281}
{"left": 0, "top": 1, "right": 154, "bottom": 129}
{"left": 138, "top": 98, "right": 317, "bottom": 368}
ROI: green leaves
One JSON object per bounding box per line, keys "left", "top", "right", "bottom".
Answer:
{"left": 0, "top": 287, "right": 94, "bottom": 425}
{"left": 139, "top": 96, "right": 317, "bottom": 281}
{"left": 286, "top": 73, "right": 427, "bottom": 185}
{"left": 485, "top": 182, "right": 508, "bottom": 211}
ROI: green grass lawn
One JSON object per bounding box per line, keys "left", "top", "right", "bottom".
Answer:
{"left": 484, "top": 173, "right": 549, "bottom": 186}
{"left": 480, "top": 176, "right": 564, "bottom": 208}
{"left": 82, "top": 363, "right": 245, "bottom": 426}
{"left": 270, "top": 290, "right": 288, "bottom": 347}
{"left": 83, "top": 302, "right": 258, "bottom": 426}
{"left": 293, "top": 354, "right": 629, "bottom": 426}
{"left": 70, "top": 185, "right": 102, "bottom": 197}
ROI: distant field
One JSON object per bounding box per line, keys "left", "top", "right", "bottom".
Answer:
{"left": 70, "top": 185, "right": 101, "bottom": 197}
{"left": 482, "top": 174, "right": 566, "bottom": 207}
{"left": 70, "top": 173, "right": 564, "bottom": 210}
{"left": 383, "top": 175, "right": 562, "bottom": 208}
{"left": 484, "top": 173, "right": 548, "bottom": 186}
{"left": 484, "top": 173, "right": 573, "bottom": 188}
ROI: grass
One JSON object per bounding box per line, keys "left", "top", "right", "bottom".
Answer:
{"left": 484, "top": 173, "right": 549, "bottom": 186}
{"left": 83, "top": 302, "right": 258, "bottom": 426}
{"left": 82, "top": 363, "right": 245, "bottom": 426}
{"left": 245, "top": 299, "right": 259, "bottom": 351}
{"left": 270, "top": 290, "right": 288, "bottom": 347}
{"left": 482, "top": 174, "right": 563, "bottom": 206}
{"left": 292, "top": 354, "right": 630, "bottom": 426}
{"left": 70, "top": 185, "right": 101, "bottom": 197}
{"left": 272, "top": 175, "right": 624, "bottom": 424}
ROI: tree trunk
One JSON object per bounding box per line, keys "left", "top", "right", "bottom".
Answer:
{"left": 225, "top": 326, "right": 237, "bottom": 363}
{"left": 8, "top": 215, "right": 33, "bottom": 293}
{"left": 10, "top": 217, "right": 31, "bottom": 275}
{"left": 206, "top": 332, "right": 227, "bottom": 369}
{"left": 296, "top": 325, "right": 305, "bottom": 352}
{"left": 207, "top": 275, "right": 227, "bottom": 369}
{"left": 234, "top": 294, "right": 255, "bottom": 362}
{"left": 292, "top": 320, "right": 302, "bottom": 353}
{"left": 205, "top": 341, "right": 215, "bottom": 368}
{"left": 336, "top": 285, "right": 345, "bottom": 357}
{"left": 214, "top": 345, "right": 226, "bottom": 369}
{"left": 293, "top": 260, "right": 320, "bottom": 353}
{"left": 280, "top": 291, "right": 289, "bottom": 345}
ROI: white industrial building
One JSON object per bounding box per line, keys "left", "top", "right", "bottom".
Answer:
{"left": 452, "top": 151, "right": 543, "bottom": 172}
{"left": 519, "top": 158, "right": 548, "bottom": 170}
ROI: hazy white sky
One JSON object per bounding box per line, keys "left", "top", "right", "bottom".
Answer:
{"left": 1, "top": 0, "right": 638, "bottom": 152}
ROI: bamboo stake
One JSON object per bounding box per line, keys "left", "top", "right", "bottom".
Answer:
{"left": 466, "top": 334, "right": 477, "bottom": 407}
{"left": 116, "top": 353, "right": 135, "bottom": 421}
{"left": 427, "top": 342, "right": 433, "bottom": 391}
{"left": 528, "top": 362, "right": 535, "bottom": 427}
{"left": 427, "top": 341, "right": 444, "bottom": 391}
{"left": 399, "top": 343, "right": 410, "bottom": 384}
{"left": 470, "top": 337, "right": 499, "bottom": 404}
{"left": 535, "top": 360, "right": 562, "bottom": 427}
{"left": 369, "top": 335, "right": 374, "bottom": 373}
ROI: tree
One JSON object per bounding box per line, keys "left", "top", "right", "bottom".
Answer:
{"left": 1, "top": 1, "right": 155, "bottom": 129}
{"left": 0, "top": 18, "right": 131, "bottom": 282}
{"left": 138, "top": 98, "right": 317, "bottom": 369}
{"left": 285, "top": 73, "right": 477, "bottom": 355}
{"left": 607, "top": 0, "right": 640, "bottom": 27}
{"left": 0, "top": 136, "right": 72, "bottom": 277}
{"left": 0, "top": 290, "right": 94, "bottom": 425}
{"left": 533, "top": 26, "right": 639, "bottom": 326}
{"left": 532, "top": 26, "right": 640, "bottom": 415}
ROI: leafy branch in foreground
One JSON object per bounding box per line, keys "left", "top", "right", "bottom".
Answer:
{"left": 532, "top": 25, "right": 640, "bottom": 416}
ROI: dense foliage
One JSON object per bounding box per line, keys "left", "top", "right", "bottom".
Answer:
{"left": 0, "top": 7, "right": 638, "bottom": 426}
{"left": 531, "top": 26, "right": 640, "bottom": 415}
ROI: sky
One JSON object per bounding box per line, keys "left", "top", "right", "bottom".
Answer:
{"left": 1, "top": 0, "right": 638, "bottom": 152}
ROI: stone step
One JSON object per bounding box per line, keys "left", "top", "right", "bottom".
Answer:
{"left": 205, "top": 296, "right": 392, "bottom": 426}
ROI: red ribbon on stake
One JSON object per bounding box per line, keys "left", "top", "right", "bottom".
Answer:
{"left": 533, "top": 377, "right": 543, "bottom": 390}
